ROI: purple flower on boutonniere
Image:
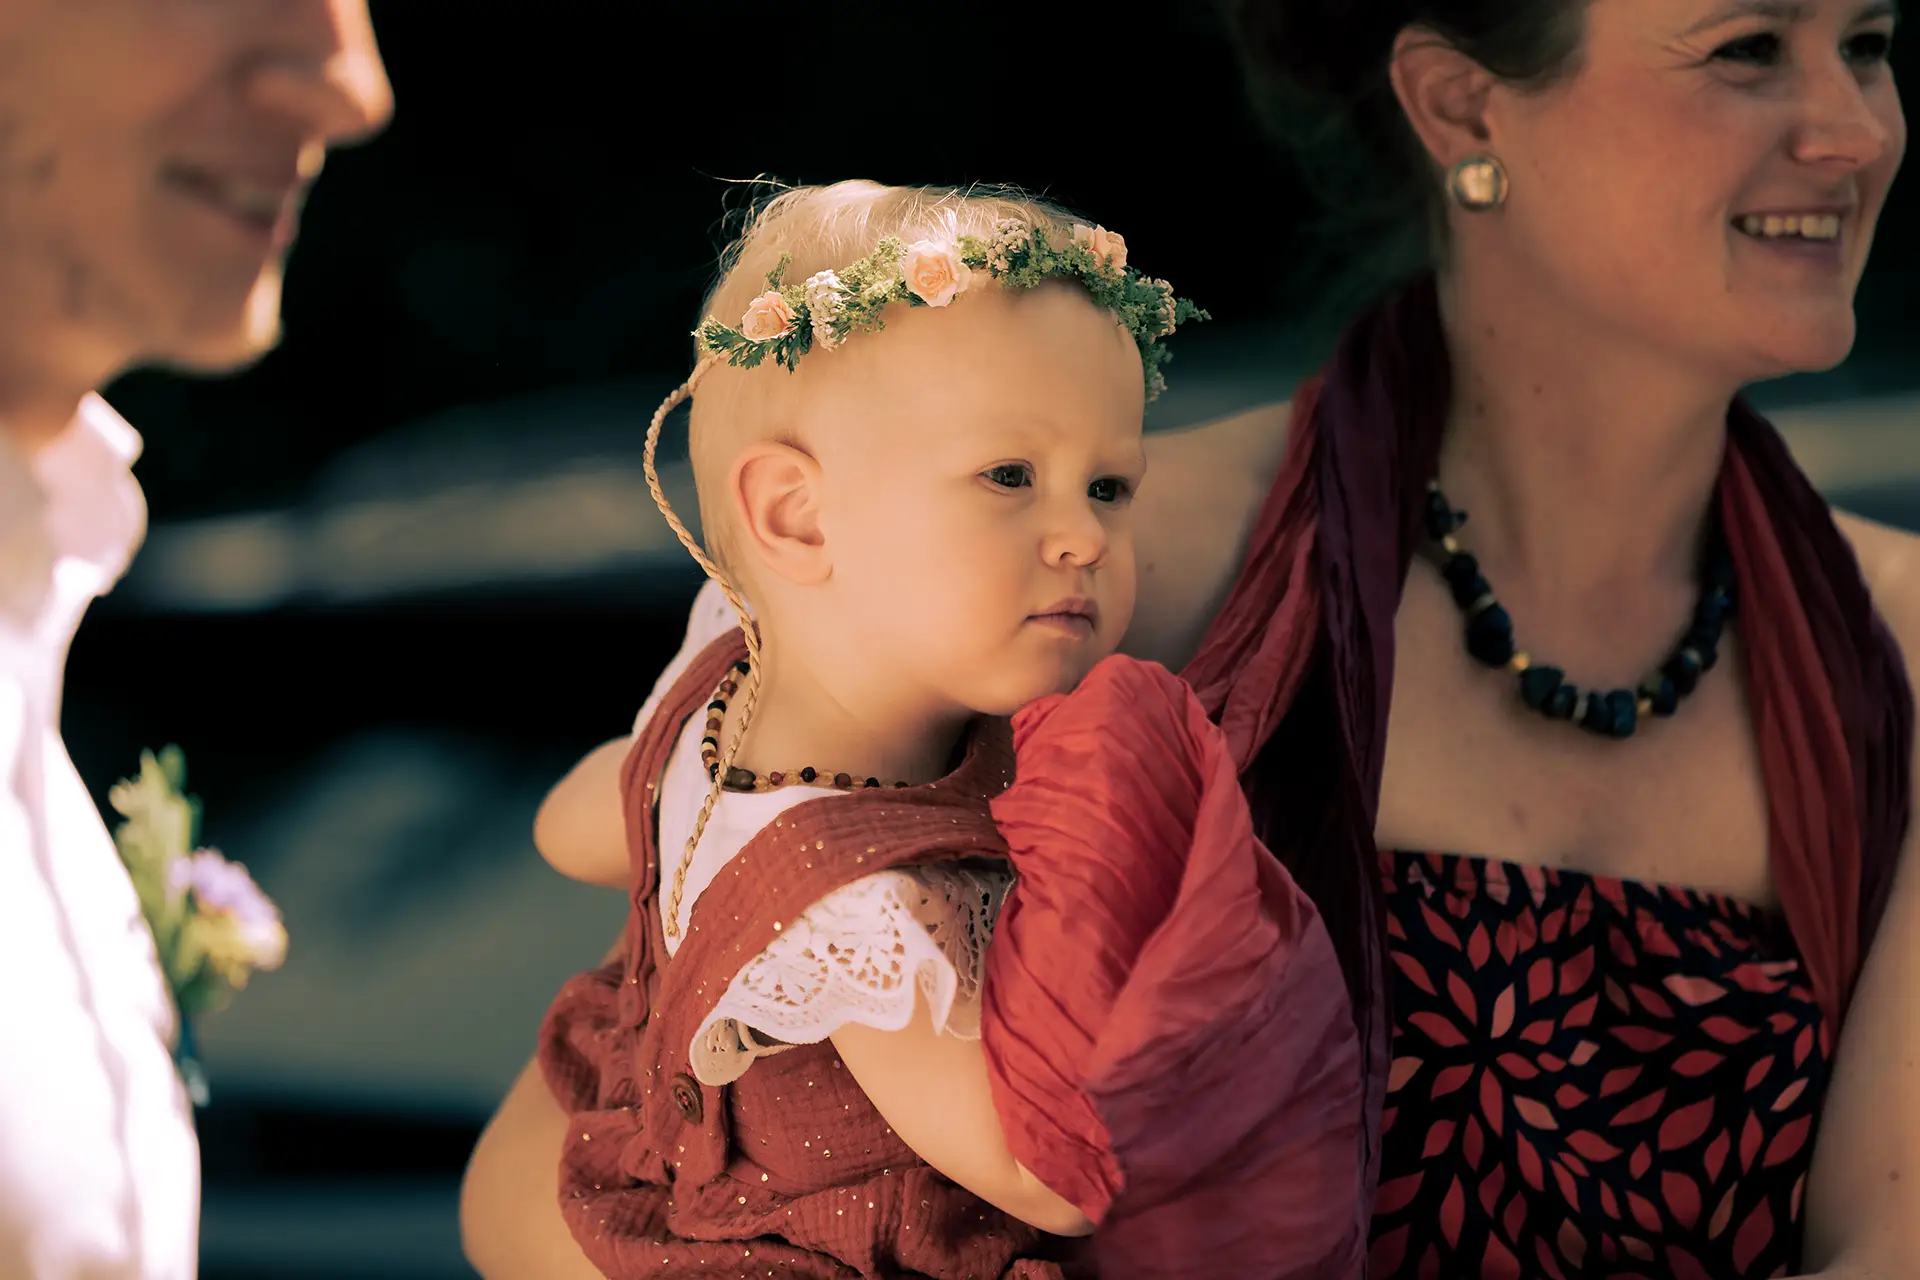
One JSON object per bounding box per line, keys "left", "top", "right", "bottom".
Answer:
{"left": 167, "top": 849, "right": 288, "bottom": 990}
{"left": 110, "top": 745, "right": 286, "bottom": 1106}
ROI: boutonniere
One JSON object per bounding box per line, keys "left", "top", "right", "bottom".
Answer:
{"left": 108, "top": 745, "right": 286, "bottom": 1106}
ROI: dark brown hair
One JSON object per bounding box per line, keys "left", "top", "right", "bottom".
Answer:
{"left": 1221, "top": 0, "right": 1591, "bottom": 312}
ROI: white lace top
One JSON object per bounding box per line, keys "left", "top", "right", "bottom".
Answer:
{"left": 639, "top": 579, "right": 1012, "bottom": 1088}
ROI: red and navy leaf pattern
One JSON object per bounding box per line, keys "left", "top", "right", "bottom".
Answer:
{"left": 1369, "top": 851, "right": 1827, "bottom": 1280}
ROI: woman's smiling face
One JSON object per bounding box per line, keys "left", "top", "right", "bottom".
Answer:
{"left": 1469, "top": 0, "right": 1903, "bottom": 381}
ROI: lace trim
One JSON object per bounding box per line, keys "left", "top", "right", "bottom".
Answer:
{"left": 689, "top": 862, "right": 1011, "bottom": 1086}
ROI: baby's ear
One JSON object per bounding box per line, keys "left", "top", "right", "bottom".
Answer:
{"left": 730, "top": 441, "right": 830, "bottom": 586}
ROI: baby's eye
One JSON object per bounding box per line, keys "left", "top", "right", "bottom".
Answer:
{"left": 1088, "top": 476, "right": 1132, "bottom": 504}
{"left": 982, "top": 463, "right": 1033, "bottom": 490}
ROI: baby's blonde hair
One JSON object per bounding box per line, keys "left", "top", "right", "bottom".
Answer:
{"left": 698, "top": 180, "right": 1081, "bottom": 357}
{"left": 687, "top": 180, "right": 1081, "bottom": 572}
{"left": 645, "top": 179, "right": 1082, "bottom": 940}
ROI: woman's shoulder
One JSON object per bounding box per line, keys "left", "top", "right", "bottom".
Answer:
{"left": 1126, "top": 399, "right": 1294, "bottom": 669}
{"left": 1834, "top": 510, "right": 1920, "bottom": 663}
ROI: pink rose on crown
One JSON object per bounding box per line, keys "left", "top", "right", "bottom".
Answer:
{"left": 899, "top": 240, "right": 971, "bottom": 307}
{"left": 740, "top": 290, "right": 796, "bottom": 341}
{"left": 1072, "top": 222, "right": 1127, "bottom": 270}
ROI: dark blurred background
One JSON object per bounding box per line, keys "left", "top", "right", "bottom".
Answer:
{"left": 60, "top": 3, "right": 1919, "bottom": 1276}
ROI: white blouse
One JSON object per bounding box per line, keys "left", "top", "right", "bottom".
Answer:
{"left": 637, "top": 579, "right": 1010, "bottom": 1087}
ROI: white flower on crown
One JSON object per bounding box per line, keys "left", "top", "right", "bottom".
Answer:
{"left": 986, "top": 218, "right": 1032, "bottom": 273}
{"left": 1072, "top": 222, "right": 1127, "bottom": 270}
{"left": 899, "top": 239, "right": 971, "bottom": 307}
{"left": 803, "top": 269, "right": 847, "bottom": 349}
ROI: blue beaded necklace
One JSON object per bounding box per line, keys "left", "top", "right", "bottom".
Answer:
{"left": 1424, "top": 479, "right": 1736, "bottom": 739}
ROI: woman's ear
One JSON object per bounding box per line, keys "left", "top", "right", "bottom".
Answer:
{"left": 730, "top": 440, "right": 831, "bottom": 587}
{"left": 1388, "top": 26, "right": 1498, "bottom": 170}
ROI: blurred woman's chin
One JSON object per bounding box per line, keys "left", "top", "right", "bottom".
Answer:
{"left": 165, "top": 276, "right": 286, "bottom": 372}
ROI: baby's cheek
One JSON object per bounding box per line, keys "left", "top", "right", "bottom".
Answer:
{"left": 1102, "top": 544, "right": 1139, "bottom": 641}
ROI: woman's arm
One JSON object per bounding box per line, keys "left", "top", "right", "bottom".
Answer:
{"left": 1796, "top": 792, "right": 1920, "bottom": 1277}
{"left": 461, "top": 935, "right": 627, "bottom": 1279}
{"left": 831, "top": 998, "right": 1095, "bottom": 1238}
{"left": 1797, "top": 514, "right": 1920, "bottom": 1277}
{"left": 1122, "top": 400, "right": 1291, "bottom": 670}
{"left": 459, "top": 1058, "right": 607, "bottom": 1280}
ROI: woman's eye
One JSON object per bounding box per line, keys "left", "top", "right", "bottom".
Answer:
{"left": 1846, "top": 30, "right": 1894, "bottom": 65}
{"left": 1088, "top": 477, "right": 1131, "bottom": 504}
{"left": 1714, "top": 31, "right": 1784, "bottom": 65}
{"left": 982, "top": 463, "right": 1033, "bottom": 490}
{"left": 1712, "top": 28, "right": 1893, "bottom": 70}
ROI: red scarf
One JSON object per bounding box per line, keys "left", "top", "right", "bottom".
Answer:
{"left": 1181, "top": 272, "right": 1913, "bottom": 1216}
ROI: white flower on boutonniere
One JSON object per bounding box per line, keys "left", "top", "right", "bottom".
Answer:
{"left": 109, "top": 745, "right": 285, "bottom": 1106}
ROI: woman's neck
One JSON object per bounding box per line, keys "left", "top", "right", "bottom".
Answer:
{"left": 1434, "top": 269, "right": 1736, "bottom": 597}
{"left": 723, "top": 636, "right": 971, "bottom": 788}
{"left": 0, "top": 352, "right": 97, "bottom": 458}
{"left": 0, "top": 266, "right": 125, "bottom": 457}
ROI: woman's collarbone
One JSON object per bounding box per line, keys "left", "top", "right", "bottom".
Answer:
{"left": 1376, "top": 623, "right": 1774, "bottom": 906}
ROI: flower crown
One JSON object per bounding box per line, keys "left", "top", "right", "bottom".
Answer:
{"left": 694, "top": 218, "right": 1208, "bottom": 401}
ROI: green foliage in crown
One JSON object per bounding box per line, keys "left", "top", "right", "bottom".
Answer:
{"left": 694, "top": 218, "right": 1208, "bottom": 401}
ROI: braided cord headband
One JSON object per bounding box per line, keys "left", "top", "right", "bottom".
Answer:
{"left": 643, "top": 219, "right": 1206, "bottom": 938}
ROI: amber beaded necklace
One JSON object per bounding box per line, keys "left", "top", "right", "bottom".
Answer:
{"left": 699, "top": 661, "right": 913, "bottom": 793}
{"left": 1424, "top": 478, "right": 1736, "bottom": 739}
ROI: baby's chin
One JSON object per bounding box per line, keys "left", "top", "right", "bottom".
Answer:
{"left": 962, "top": 649, "right": 1115, "bottom": 717}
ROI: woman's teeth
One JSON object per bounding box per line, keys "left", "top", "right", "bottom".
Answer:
{"left": 220, "top": 182, "right": 286, "bottom": 219}
{"left": 166, "top": 166, "right": 288, "bottom": 224}
{"left": 1736, "top": 213, "right": 1842, "bottom": 241}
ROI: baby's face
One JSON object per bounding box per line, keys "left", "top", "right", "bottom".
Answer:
{"left": 799, "top": 280, "right": 1146, "bottom": 717}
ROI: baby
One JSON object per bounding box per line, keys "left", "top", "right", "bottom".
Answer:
{"left": 533, "top": 181, "right": 1362, "bottom": 1279}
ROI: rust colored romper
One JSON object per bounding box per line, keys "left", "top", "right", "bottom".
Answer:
{"left": 539, "top": 632, "right": 1086, "bottom": 1279}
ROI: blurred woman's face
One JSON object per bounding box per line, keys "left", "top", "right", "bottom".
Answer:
{"left": 1470, "top": 0, "right": 1902, "bottom": 382}
{"left": 0, "top": 0, "right": 392, "bottom": 376}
